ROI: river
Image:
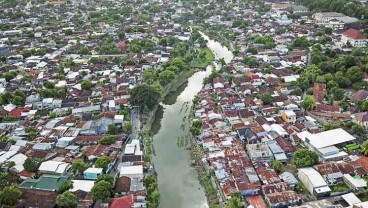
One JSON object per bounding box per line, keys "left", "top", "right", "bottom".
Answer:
{"left": 151, "top": 33, "right": 234, "bottom": 208}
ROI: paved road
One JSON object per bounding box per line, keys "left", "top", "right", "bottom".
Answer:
{"left": 130, "top": 106, "right": 140, "bottom": 141}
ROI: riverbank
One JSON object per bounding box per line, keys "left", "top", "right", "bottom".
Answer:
{"left": 192, "top": 48, "right": 215, "bottom": 68}
{"left": 141, "top": 47, "right": 215, "bottom": 131}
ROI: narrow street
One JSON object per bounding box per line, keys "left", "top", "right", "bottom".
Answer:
{"left": 110, "top": 106, "right": 140, "bottom": 177}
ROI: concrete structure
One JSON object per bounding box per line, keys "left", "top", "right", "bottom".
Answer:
{"left": 343, "top": 174, "right": 367, "bottom": 191}
{"left": 298, "top": 167, "right": 331, "bottom": 198}
{"left": 297, "top": 128, "right": 355, "bottom": 160}
{"left": 282, "top": 110, "right": 296, "bottom": 124}
{"left": 246, "top": 142, "right": 274, "bottom": 162}
{"left": 38, "top": 161, "right": 70, "bottom": 175}
{"left": 341, "top": 28, "right": 367, "bottom": 47}
{"left": 83, "top": 167, "right": 103, "bottom": 180}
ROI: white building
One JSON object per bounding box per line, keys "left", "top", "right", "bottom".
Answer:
{"left": 298, "top": 167, "right": 331, "bottom": 198}
{"left": 296, "top": 128, "right": 355, "bottom": 160}
{"left": 341, "top": 28, "right": 367, "bottom": 47}
{"left": 38, "top": 160, "right": 70, "bottom": 175}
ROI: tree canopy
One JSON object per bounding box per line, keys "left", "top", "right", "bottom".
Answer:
{"left": 91, "top": 180, "right": 112, "bottom": 202}
{"left": 71, "top": 159, "right": 88, "bottom": 175}
{"left": 293, "top": 149, "right": 319, "bottom": 168}
{"left": 94, "top": 156, "right": 111, "bottom": 172}
{"left": 0, "top": 184, "right": 21, "bottom": 206}
{"left": 56, "top": 191, "right": 78, "bottom": 208}
{"left": 99, "top": 135, "right": 117, "bottom": 145}
{"left": 130, "top": 84, "right": 162, "bottom": 111}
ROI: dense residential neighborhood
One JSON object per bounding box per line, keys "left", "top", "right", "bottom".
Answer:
{"left": 1, "top": 0, "right": 368, "bottom": 207}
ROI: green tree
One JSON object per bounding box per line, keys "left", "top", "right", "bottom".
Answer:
{"left": 351, "top": 124, "right": 365, "bottom": 136}
{"left": 301, "top": 95, "right": 316, "bottom": 110}
{"left": 80, "top": 47, "right": 91, "bottom": 55}
{"left": 57, "top": 180, "right": 73, "bottom": 194}
{"left": 324, "top": 123, "right": 340, "bottom": 131}
{"left": 91, "top": 180, "right": 112, "bottom": 202}
{"left": 258, "top": 93, "right": 273, "bottom": 105}
{"left": 99, "top": 135, "right": 117, "bottom": 145}
{"left": 56, "top": 191, "right": 78, "bottom": 208}
{"left": 44, "top": 81, "right": 55, "bottom": 89}
{"left": 49, "top": 111, "right": 57, "bottom": 119}
{"left": 330, "top": 87, "right": 345, "bottom": 101}
{"left": 361, "top": 141, "right": 368, "bottom": 156}
{"left": 271, "top": 160, "right": 282, "bottom": 172}
{"left": 292, "top": 37, "right": 310, "bottom": 48}
{"left": 243, "top": 56, "right": 258, "bottom": 67}
{"left": 158, "top": 70, "right": 175, "bottom": 86}
{"left": 293, "top": 149, "right": 319, "bottom": 168}
{"left": 71, "top": 160, "right": 88, "bottom": 175}
{"left": 96, "top": 174, "right": 114, "bottom": 186}
{"left": 0, "top": 184, "right": 21, "bottom": 206}
{"left": 346, "top": 66, "right": 364, "bottom": 83}
{"left": 95, "top": 156, "right": 111, "bottom": 172}
{"left": 123, "top": 121, "right": 132, "bottom": 133}
{"left": 81, "top": 80, "right": 93, "bottom": 90}
{"left": 23, "top": 158, "right": 38, "bottom": 172}
{"left": 130, "top": 84, "right": 162, "bottom": 111}
{"left": 225, "top": 192, "right": 244, "bottom": 208}
{"left": 107, "top": 124, "right": 117, "bottom": 135}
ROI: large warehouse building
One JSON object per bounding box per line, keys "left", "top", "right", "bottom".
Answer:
{"left": 298, "top": 167, "right": 331, "bottom": 198}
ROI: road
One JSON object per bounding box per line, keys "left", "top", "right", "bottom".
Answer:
{"left": 130, "top": 106, "right": 140, "bottom": 141}
{"left": 110, "top": 106, "right": 140, "bottom": 177}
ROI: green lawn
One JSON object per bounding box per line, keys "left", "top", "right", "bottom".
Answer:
{"left": 192, "top": 48, "right": 214, "bottom": 68}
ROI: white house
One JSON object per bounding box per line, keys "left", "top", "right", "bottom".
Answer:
{"left": 341, "top": 28, "right": 367, "bottom": 47}
{"left": 38, "top": 161, "right": 70, "bottom": 175}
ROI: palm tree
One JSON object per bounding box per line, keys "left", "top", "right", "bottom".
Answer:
{"left": 361, "top": 141, "right": 368, "bottom": 156}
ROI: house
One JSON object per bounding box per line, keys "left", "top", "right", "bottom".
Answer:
{"left": 119, "top": 165, "right": 144, "bottom": 192}
{"left": 341, "top": 28, "right": 367, "bottom": 47}
{"left": 265, "top": 191, "right": 301, "bottom": 208}
{"left": 109, "top": 194, "right": 133, "bottom": 208}
{"left": 268, "top": 140, "right": 287, "bottom": 162}
{"left": 297, "top": 128, "right": 355, "bottom": 160}
{"left": 90, "top": 112, "right": 116, "bottom": 134}
{"left": 316, "top": 104, "right": 340, "bottom": 113}
{"left": 291, "top": 5, "right": 308, "bottom": 13}
{"left": 343, "top": 174, "right": 367, "bottom": 190}
{"left": 38, "top": 161, "right": 71, "bottom": 175}
{"left": 282, "top": 110, "right": 296, "bottom": 124}
{"left": 351, "top": 90, "right": 368, "bottom": 102}
{"left": 84, "top": 167, "right": 103, "bottom": 180}
{"left": 19, "top": 174, "right": 69, "bottom": 192}
{"left": 6, "top": 153, "right": 27, "bottom": 173}
{"left": 0, "top": 44, "right": 9, "bottom": 56}
{"left": 70, "top": 180, "right": 95, "bottom": 192}
{"left": 314, "top": 13, "right": 359, "bottom": 30}
{"left": 246, "top": 143, "right": 274, "bottom": 162}
{"left": 353, "top": 112, "right": 368, "bottom": 128}
{"left": 298, "top": 167, "right": 331, "bottom": 198}
{"left": 280, "top": 172, "right": 298, "bottom": 188}
{"left": 17, "top": 189, "right": 57, "bottom": 208}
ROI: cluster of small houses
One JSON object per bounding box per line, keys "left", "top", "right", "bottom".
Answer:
{"left": 2, "top": 0, "right": 368, "bottom": 207}
{"left": 0, "top": 0, "right": 196, "bottom": 208}
{"left": 0, "top": 110, "right": 149, "bottom": 208}
{"left": 194, "top": 74, "right": 368, "bottom": 208}
{"left": 189, "top": 3, "right": 368, "bottom": 208}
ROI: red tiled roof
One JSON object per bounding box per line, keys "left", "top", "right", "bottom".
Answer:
{"left": 9, "top": 108, "right": 22, "bottom": 119}
{"left": 316, "top": 104, "right": 339, "bottom": 113}
{"left": 343, "top": 28, "right": 366, "bottom": 40}
{"left": 109, "top": 194, "right": 132, "bottom": 208}
{"left": 247, "top": 195, "right": 267, "bottom": 208}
